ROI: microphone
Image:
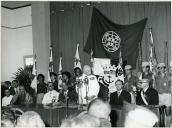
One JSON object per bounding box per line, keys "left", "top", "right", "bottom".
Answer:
{"left": 84, "top": 76, "right": 89, "bottom": 85}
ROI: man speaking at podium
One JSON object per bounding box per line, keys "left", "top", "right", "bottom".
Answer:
{"left": 77, "top": 65, "right": 100, "bottom": 105}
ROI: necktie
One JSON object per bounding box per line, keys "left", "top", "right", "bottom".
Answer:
{"left": 117, "top": 91, "right": 120, "bottom": 97}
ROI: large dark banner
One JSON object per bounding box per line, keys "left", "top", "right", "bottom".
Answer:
{"left": 84, "top": 7, "right": 147, "bottom": 68}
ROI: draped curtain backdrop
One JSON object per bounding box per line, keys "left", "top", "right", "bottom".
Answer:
{"left": 50, "top": 2, "right": 171, "bottom": 74}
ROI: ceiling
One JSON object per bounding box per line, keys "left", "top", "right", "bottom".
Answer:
{"left": 1, "top": 1, "right": 32, "bottom": 9}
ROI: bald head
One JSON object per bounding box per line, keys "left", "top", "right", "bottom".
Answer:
{"left": 83, "top": 65, "right": 91, "bottom": 75}
{"left": 125, "top": 107, "right": 158, "bottom": 128}
{"left": 87, "top": 98, "right": 111, "bottom": 119}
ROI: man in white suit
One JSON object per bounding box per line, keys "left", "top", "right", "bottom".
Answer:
{"left": 77, "top": 65, "right": 100, "bottom": 105}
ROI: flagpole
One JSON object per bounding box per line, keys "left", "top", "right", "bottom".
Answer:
{"left": 165, "top": 41, "right": 169, "bottom": 74}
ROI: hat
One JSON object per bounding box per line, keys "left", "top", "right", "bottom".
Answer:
{"left": 157, "top": 63, "right": 166, "bottom": 68}
{"left": 127, "top": 107, "right": 158, "bottom": 127}
{"left": 142, "top": 61, "right": 150, "bottom": 67}
{"left": 125, "top": 65, "right": 132, "bottom": 70}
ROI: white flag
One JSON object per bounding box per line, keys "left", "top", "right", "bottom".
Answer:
{"left": 58, "top": 57, "right": 62, "bottom": 89}
{"left": 48, "top": 46, "right": 53, "bottom": 82}
{"left": 74, "top": 44, "right": 81, "bottom": 69}
{"left": 149, "top": 28, "right": 157, "bottom": 72}
{"left": 31, "top": 56, "right": 37, "bottom": 92}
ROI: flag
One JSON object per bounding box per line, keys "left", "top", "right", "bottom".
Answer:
{"left": 148, "top": 28, "right": 157, "bottom": 72}
{"left": 58, "top": 56, "right": 63, "bottom": 89}
{"left": 48, "top": 46, "right": 53, "bottom": 82}
{"left": 31, "top": 55, "right": 37, "bottom": 92}
{"left": 164, "top": 41, "right": 168, "bottom": 73}
{"left": 74, "top": 43, "right": 82, "bottom": 69}
{"left": 116, "top": 48, "right": 124, "bottom": 82}
{"left": 84, "top": 7, "right": 147, "bottom": 69}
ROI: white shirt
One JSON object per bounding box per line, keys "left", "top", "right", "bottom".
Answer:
{"left": 2, "top": 95, "right": 13, "bottom": 106}
{"left": 42, "top": 90, "right": 59, "bottom": 105}
{"left": 77, "top": 74, "right": 100, "bottom": 104}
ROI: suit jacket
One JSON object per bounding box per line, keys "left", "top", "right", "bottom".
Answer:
{"left": 110, "top": 90, "right": 131, "bottom": 106}
{"left": 136, "top": 87, "right": 159, "bottom": 105}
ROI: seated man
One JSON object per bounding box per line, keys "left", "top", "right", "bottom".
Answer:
{"left": 136, "top": 78, "right": 159, "bottom": 105}
{"left": 10, "top": 85, "right": 33, "bottom": 105}
{"left": 42, "top": 82, "right": 60, "bottom": 106}
{"left": 2, "top": 89, "right": 13, "bottom": 106}
{"left": 77, "top": 65, "right": 100, "bottom": 105}
{"left": 110, "top": 79, "right": 131, "bottom": 106}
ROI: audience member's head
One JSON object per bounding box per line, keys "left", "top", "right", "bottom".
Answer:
{"left": 74, "top": 67, "right": 82, "bottom": 77}
{"left": 47, "top": 82, "right": 54, "bottom": 91}
{"left": 37, "top": 74, "right": 45, "bottom": 83}
{"left": 115, "top": 79, "right": 124, "bottom": 92}
{"left": 83, "top": 65, "right": 92, "bottom": 75}
{"left": 87, "top": 98, "right": 111, "bottom": 119}
{"left": 50, "top": 72, "right": 57, "bottom": 82}
{"left": 124, "top": 107, "right": 158, "bottom": 128}
{"left": 1, "top": 108, "right": 15, "bottom": 127}
{"left": 16, "top": 111, "right": 45, "bottom": 127}
{"left": 12, "top": 80, "right": 19, "bottom": 88}
{"left": 61, "top": 114, "right": 100, "bottom": 127}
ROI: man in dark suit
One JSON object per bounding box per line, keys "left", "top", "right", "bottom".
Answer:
{"left": 136, "top": 78, "right": 159, "bottom": 105}
{"left": 110, "top": 79, "right": 131, "bottom": 106}
{"left": 109, "top": 79, "right": 131, "bottom": 127}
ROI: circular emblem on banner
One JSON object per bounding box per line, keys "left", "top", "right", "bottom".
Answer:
{"left": 102, "top": 31, "right": 121, "bottom": 52}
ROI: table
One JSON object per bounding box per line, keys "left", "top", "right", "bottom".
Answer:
{"left": 4, "top": 104, "right": 169, "bottom": 127}
{"left": 11, "top": 105, "right": 83, "bottom": 127}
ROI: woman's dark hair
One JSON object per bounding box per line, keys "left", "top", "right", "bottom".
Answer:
{"left": 62, "top": 71, "right": 71, "bottom": 79}
{"left": 37, "top": 74, "right": 45, "bottom": 81}
{"left": 74, "top": 67, "right": 81, "bottom": 72}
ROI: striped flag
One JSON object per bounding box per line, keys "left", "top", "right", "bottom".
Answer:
{"left": 149, "top": 28, "right": 157, "bottom": 72}
{"left": 48, "top": 46, "right": 53, "bottom": 82}
{"left": 117, "top": 48, "right": 124, "bottom": 82}
{"left": 74, "top": 43, "right": 81, "bottom": 69}
{"left": 31, "top": 55, "right": 37, "bottom": 92}
{"left": 58, "top": 56, "right": 63, "bottom": 89}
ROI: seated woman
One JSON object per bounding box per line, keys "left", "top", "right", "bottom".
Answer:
{"left": 36, "top": 74, "right": 47, "bottom": 104}
{"left": 58, "top": 71, "right": 78, "bottom": 105}
{"left": 10, "top": 85, "right": 33, "bottom": 105}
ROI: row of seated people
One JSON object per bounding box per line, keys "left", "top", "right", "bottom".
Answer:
{"left": 2, "top": 98, "right": 159, "bottom": 127}
{"left": 1, "top": 61, "right": 172, "bottom": 107}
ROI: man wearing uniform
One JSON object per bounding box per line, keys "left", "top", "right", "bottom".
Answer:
{"left": 124, "top": 65, "right": 138, "bottom": 104}
{"left": 141, "top": 62, "right": 153, "bottom": 88}
{"left": 155, "top": 63, "right": 171, "bottom": 106}
{"left": 77, "top": 65, "right": 100, "bottom": 105}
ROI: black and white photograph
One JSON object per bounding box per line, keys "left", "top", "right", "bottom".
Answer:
{"left": 1, "top": 1, "right": 172, "bottom": 127}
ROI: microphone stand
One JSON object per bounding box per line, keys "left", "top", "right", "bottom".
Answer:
{"left": 84, "top": 76, "right": 89, "bottom": 106}
{"left": 65, "top": 91, "right": 69, "bottom": 118}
